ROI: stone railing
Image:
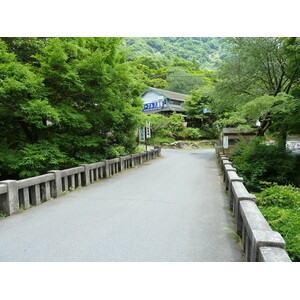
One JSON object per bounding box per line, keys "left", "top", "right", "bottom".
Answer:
{"left": 0, "top": 147, "right": 161, "bottom": 217}
{"left": 215, "top": 147, "right": 291, "bottom": 262}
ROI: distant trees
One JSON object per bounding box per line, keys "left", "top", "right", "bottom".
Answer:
{"left": 124, "top": 37, "right": 229, "bottom": 70}
{"left": 0, "top": 37, "right": 144, "bottom": 179}
{"left": 202, "top": 37, "right": 300, "bottom": 147}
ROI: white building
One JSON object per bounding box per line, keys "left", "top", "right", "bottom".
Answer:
{"left": 141, "top": 87, "right": 190, "bottom": 116}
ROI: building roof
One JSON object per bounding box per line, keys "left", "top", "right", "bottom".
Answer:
{"left": 222, "top": 128, "right": 256, "bottom": 135}
{"left": 142, "top": 87, "right": 190, "bottom": 101}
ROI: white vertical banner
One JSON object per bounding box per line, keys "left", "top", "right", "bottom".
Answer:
{"left": 146, "top": 121, "right": 151, "bottom": 138}
{"left": 223, "top": 136, "right": 229, "bottom": 149}
{"left": 139, "top": 127, "right": 145, "bottom": 142}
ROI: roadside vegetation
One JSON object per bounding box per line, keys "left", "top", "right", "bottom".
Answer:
{"left": 207, "top": 37, "right": 300, "bottom": 261}
{"left": 256, "top": 184, "right": 300, "bottom": 261}
{"left": 143, "top": 113, "right": 218, "bottom": 148}
{"left": 0, "top": 37, "right": 144, "bottom": 180}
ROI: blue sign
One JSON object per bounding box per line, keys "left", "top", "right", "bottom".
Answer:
{"left": 142, "top": 101, "right": 164, "bottom": 112}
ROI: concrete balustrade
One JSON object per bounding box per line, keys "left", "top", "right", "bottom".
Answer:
{"left": 0, "top": 148, "right": 161, "bottom": 217}
{"left": 231, "top": 181, "right": 257, "bottom": 236}
{"left": 223, "top": 164, "right": 237, "bottom": 187}
{"left": 259, "top": 247, "right": 292, "bottom": 262}
{"left": 215, "top": 148, "right": 292, "bottom": 262}
{"left": 226, "top": 171, "right": 243, "bottom": 210}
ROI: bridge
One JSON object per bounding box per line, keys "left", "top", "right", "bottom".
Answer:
{"left": 0, "top": 148, "right": 291, "bottom": 261}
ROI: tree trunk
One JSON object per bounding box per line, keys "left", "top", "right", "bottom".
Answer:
{"left": 278, "top": 123, "right": 288, "bottom": 150}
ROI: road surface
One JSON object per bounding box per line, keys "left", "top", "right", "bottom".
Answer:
{"left": 0, "top": 149, "right": 243, "bottom": 261}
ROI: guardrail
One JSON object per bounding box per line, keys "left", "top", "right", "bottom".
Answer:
{"left": 0, "top": 147, "right": 161, "bottom": 217}
{"left": 215, "top": 146, "right": 291, "bottom": 262}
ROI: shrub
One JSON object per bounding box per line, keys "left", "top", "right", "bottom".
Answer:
{"left": 259, "top": 206, "right": 300, "bottom": 261}
{"left": 230, "top": 138, "right": 296, "bottom": 192}
{"left": 186, "top": 127, "right": 204, "bottom": 140}
{"left": 256, "top": 184, "right": 300, "bottom": 208}
{"left": 10, "top": 141, "right": 69, "bottom": 179}
{"left": 104, "top": 145, "right": 127, "bottom": 158}
{"left": 256, "top": 184, "right": 300, "bottom": 261}
{"left": 148, "top": 136, "right": 176, "bottom": 146}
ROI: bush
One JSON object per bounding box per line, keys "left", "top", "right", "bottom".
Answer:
{"left": 230, "top": 138, "right": 296, "bottom": 192}
{"left": 256, "top": 184, "right": 300, "bottom": 261}
{"left": 148, "top": 136, "right": 176, "bottom": 145}
{"left": 5, "top": 141, "right": 69, "bottom": 179}
{"left": 186, "top": 127, "right": 204, "bottom": 140}
{"left": 256, "top": 184, "right": 300, "bottom": 208}
{"left": 104, "top": 145, "right": 127, "bottom": 158}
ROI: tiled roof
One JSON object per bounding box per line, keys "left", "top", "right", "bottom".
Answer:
{"left": 143, "top": 87, "right": 190, "bottom": 101}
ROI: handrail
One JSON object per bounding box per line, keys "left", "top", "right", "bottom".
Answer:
{"left": 0, "top": 147, "right": 161, "bottom": 217}
{"left": 216, "top": 148, "right": 291, "bottom": 262}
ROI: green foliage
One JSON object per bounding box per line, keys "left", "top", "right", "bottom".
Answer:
{"left": 211, "top": 37, "right": 300, "bottom": 144}
{"left": 256, "top": 184, "right": 300, "bottom": 208}
{"left": 145, "top": 112, "right": 218, "bottom": 143}
{"left": 230, "top": 138, "right": 296, "bottom": 192}
{"left": 144, "top": 113, "right": 184, "bottom": 142}
{"left": 184, "top": 127, "right": 218, "bottom": 140}
{"left": 16, "top": 141, "right": 69, "bottom": 178}
{"left": 0, "top": 212, "right": 7, "bottom": 218}
{"left": 124, "top": 37, "right": 229, "bottom": 70}
{"left": 0, "top": 37, "right": 144, "bottom": 180}
{"left": 185, "top": 128, "right": 204, "bottom": 140}
{"left": 146, "top": 136, "right": 176, "bottom": 146}
{"left": 104, "top": 146, "right": 127, "bottom": 159}
{"left": 256, "top": 184, "right": 300, "bottom": 261}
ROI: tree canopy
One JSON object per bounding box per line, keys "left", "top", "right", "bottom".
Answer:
{"left": 0, "top": 37, "right": 144, "bottom": 179}
{"left": 192, "top": 37, "right": 300, "bottom": 146}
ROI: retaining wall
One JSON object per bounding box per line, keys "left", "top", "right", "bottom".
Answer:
{"left": 0, "top": 147, "right": 161, "bottom": 217}
{"left": 215, "top": 146, "right": 292, "bottom": 262}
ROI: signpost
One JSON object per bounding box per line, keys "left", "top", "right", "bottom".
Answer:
{"left": 146, "top": 121, "right": 151, "bottom": 139}
{"left": 139, "top": 122, "right": 151, "bottom": 151}
{"left": 223, "top": 136, "right": 229, "bottom": 149}
{"left": 139, "top": 127, "right": 146, "bottom": 142}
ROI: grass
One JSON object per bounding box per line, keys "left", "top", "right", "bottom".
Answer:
{"left": 0, "top": 212, "right": 7, "bottom": 219}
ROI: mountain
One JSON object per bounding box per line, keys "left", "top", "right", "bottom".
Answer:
{"left": 124, "top": 37, "right": 229, "bottom": 70}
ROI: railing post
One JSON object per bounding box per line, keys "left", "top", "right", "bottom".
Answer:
{"left": 119, "top": 157, "right": 124, "bottom": 171}
{"left": 0, "top": 180, "right": 19, "bottom": 216}
{"left": 80, "top": 164, "right": 91, "bottom": 186}
{"left": 48, "top": 170, "right": 62, "bottom": 197}
{"left": 147, "top": 151, "right": 150, "bottom": 161}
{"left": 130, "top": 154, "right": 135, "bottom": 167}
{"left": 104, "top": 160, "right": 110, "bottom": 178}
{"left": 23, "top": 187, "right": 30, "bottom": 209}
{"left": 154, "top": 146, "right": 161, "bottom": 157}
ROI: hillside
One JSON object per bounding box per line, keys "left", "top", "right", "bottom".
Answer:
{"left": 124, "top": 37, "right": 229, "bottom": 70}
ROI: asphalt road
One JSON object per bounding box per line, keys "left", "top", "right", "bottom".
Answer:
{"left": 0, "top": 149, "right": 243, "bottom": 262}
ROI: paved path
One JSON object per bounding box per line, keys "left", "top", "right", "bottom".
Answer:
{"left": 0, "top": 149, "right": 243, "bottom": 261}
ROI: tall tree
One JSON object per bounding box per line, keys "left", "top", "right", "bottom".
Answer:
{"left": 0, "top": 37, "right": 144, "bottom": 179}
{"left": 211, "top": 37, "right": 300, "bottom": 146}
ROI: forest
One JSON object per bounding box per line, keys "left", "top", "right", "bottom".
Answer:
{"left": 0, "top": 37, "right": 225, "bottom": 180}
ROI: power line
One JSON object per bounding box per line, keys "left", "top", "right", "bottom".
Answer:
{"left": 141, "top": 81, "right": 216, "bottom": 85}
{"left": 135, "top": 74, "right": 207, "bottom": 77}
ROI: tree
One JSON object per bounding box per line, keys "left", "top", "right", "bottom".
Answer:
{"left": 0, "top": 37, "right": 144, "bottom": 179}
{"left": 211, "top": 37, "right": 300, "bottom": 147}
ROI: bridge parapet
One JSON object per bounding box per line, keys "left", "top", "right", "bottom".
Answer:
{"left": 0, "top": 148, "right": 161, "bottom": 217}
{"left": 216, "top": 148, "right": 292, "bottom": 262}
